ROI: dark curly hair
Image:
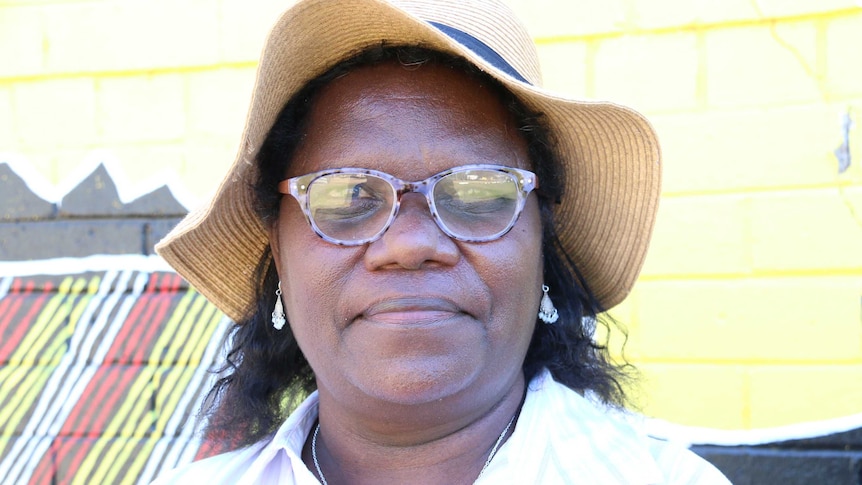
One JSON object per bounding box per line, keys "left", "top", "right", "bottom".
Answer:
{"left": 201, "top": 45, "right": 635, "bottom": 451}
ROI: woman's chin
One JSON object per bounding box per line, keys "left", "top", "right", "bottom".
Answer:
{"left": 347, "top": 358, "right": 482, "bottom": 407}
{"left": 336, "top": 316, "right": 489, "bottom": 406}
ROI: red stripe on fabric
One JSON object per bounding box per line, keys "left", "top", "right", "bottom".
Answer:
{"left": 51, "top": 272, "right": 152, "bottom": 435}
{"left": 104, "top": 272, "right": 158, "bottom": 364}
{"left": 0, "top": 280, "right": 54, "bottom": 361}
{"left": 52, "top": 365, "right": 142, "bottom": 480}
{"left": 44, "top": 273, "right": 151, "bottom": 479}
{"left": 121, "top": 273, "right": 171, "bottom": 365}
{"left": 195, "top": 436, "right": 235, "bottom": 461}
{"left": 0, "top": 278, "right": 28, "bottom": 331}
{"left": 27, "top": 272, "right": 193, "bottom": 483}
{"left": 127, "top": 273, "right": 179, "bottom": 364}
{"left": 52, "top": 274, "right": 155, "bottom": 463}
{"left": 57, "top": 364, "right": 122, "bottom": 436}
{"left": 69, "top": 273, "right": 173, "bottom": 435}
{"left": 30, "top": 435, "right": 95, "bottom": 485}
{"left": 53, "top": 272, "right": 186, "bottom": 479}
{"left": 0, "top": 279, "right": 27, "bottom": 358}
{"left": 85, "top": 363, "right": 144, "bottom": 434}
{"left": 26, "top": 437, "right": 59, "bottom": 485}
{"left": 0, "top": 277, "right": 22, "bottom": 322}
{"left": 194, "top": 440, "right": 213, "bottom": 460}
{"left": 170, "top": 272, "right": 182, "bottom": 292}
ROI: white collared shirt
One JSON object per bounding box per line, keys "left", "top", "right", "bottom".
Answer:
{"left": 152, "top": 370, "right": 731, "bottom": 484}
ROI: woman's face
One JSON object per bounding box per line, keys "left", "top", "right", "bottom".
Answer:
{"left": 270, "top": 60, "right": 543, "bottom": 420}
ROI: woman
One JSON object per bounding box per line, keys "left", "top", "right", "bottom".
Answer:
{"left": 154, "top": 0, "right": 730, "bottom": 483}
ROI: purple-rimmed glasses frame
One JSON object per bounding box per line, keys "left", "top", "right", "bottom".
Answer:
{"left": 277, "top": 164, "right": 538, "bottom": 246}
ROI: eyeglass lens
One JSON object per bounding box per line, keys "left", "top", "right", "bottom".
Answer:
{"left": 308, "top": 174, "right": 395, "bottom": 242}
{"left": 432, "top": 170, "right": 519, "bottom": 237}
{"left": 306, "top": 169, "right": 522, "bottom": 243}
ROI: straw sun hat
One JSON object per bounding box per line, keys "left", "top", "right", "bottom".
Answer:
{"left": 155, "top": 0, "right": 661, "bottom": 323}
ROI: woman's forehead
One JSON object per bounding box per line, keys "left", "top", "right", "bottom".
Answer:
{"left": 288, "top": 60, "right": 529, "bottom": 177}
{"left": 308, "top": 61, "right": 516, "bottom": 135}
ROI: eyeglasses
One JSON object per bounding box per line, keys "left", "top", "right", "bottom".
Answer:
{"left": 278, "top": 164, "right": 537, "bottom": 246}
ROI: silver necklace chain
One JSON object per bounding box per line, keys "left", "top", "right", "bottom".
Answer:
{"left": 311, "top": 414, "right": 517, "bottom": 485}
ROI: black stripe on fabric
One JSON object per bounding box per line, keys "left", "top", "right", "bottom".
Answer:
{"left": 428, "top": 21, "right": 531, "bottom": 85}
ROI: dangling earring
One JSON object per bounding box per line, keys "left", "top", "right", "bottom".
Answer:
{"left": 272, "top": 282, "right": 286, "bottom": 330}
{"left": 538, "top": 284, "right": 559, "bottom": 324}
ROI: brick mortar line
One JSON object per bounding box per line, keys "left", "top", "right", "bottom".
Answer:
{"left": 0, "top": 216, "right": 185, "bottom": 222}
{"left": 4, "top": 138, "right": 227, "bottom": 151}
{"left": 533, "top": 7, "right": 862, "bottom": 44}
{"left": 0, "top": 0, "right": 98, "bottom": 5}
{"left": 6, "top": 84, "right": 857, "bottom": 115}
{"left": 0, "top": 9, "right": 859, "bottom": 84}
{"left": 638, "top": 270, "right": 862, "bottom": 280}
{"left": 632, "top": 358, "right": 862, "bottom": 366}
{"left": 662, "top": 183, "right": 862, "bottom": 199}
{"left": 0, "top": 60, "right": 259, "bottom": 84}
{"left": 640, "top": 97, "right": 862, "bottom": 116}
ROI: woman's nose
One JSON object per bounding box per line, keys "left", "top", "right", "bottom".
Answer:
{"left": 363, "top": 194, "right": 460, "bottom": 270}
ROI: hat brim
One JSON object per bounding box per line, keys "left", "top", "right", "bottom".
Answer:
{"left": 155, "top": 0, "right": 661, "bottom": 322}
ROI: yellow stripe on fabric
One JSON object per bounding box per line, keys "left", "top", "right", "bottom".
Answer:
{"left": 0, "top": 276, "right": 71, "bottom": 405}
{"left": 147, "top": 289, "right": 206, "bottom": 367}
{"left": 30, "top": 278, "right": 95, "bottom": 365}
{"left": 74, "top": 285, "right": 203, "bottom": 485}
{"left": 175, "top": 296, "right": 218, "bottom": 366}
{"left": 153, "top": 299, "right": 220, "bottom": 433}
{"left": 2, "top": 278, "right": 93, "bottom": 398}
{"left": 76, "top": 275, "right": 103, "bottom": 322}
{"left": 3, "top": 277, "right": 74, "bottom": 366}
{"left": 0, "top": 277, "right": 97, "bottom": 433}
{"left": 73, "top": 388, "right": 155, "bottom": 481}
{"left": 86, "top": 385, "right": 154, "bottom": 484}
{"left": 102, "top": 297, "right": 223, "bottom": 485}
{"left": 18, "top": 277, "right": 94, "bottom": 364}
{"left": 0, "top": 345, "right": 62, "bottom": 424}
{"left": 96, "top": 296, "right": 213, "bottom": 483}
{"left": 0, "top": 276, "right": 100, "bottom": 461}
{"left": 93, "top": 294, "right": 210, "bottom": 484}
{"left": 0, "top": 349, "right": 59, "bottom": 457}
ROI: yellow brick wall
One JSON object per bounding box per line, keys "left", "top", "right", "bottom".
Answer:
{"left": 1, "top": 0, "right": 861, "bottom": 431}
{"left": 506, "top": 0, "right": 862, "bottom": 430}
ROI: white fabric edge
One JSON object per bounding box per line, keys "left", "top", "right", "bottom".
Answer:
{"left": 645, "top": 412, "right": 862, "bottom": 447}
{"left": 0, "top": 254, "right": 173, "bottom": 276}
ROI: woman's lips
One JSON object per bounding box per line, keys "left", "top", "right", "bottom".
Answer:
{"left": 359, "top": 297, "right": 465, "bottom": 326}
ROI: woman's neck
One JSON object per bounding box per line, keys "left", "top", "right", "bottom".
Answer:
{"left": 302, "top": 372, "right": 526, "bottom": 485}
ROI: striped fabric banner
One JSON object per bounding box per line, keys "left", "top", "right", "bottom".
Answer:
{"left": 0, "top": 256, "right": 233, "bottom": 485}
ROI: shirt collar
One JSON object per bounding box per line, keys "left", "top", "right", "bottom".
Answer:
{"left": 235, "top": 391, "right": 320, "bottom": 484}
{"left": 236, "top": 371, "right": 666, "bottom": 484}
{"left": 480, "top": 369, "right": 665, "bottom": 484}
